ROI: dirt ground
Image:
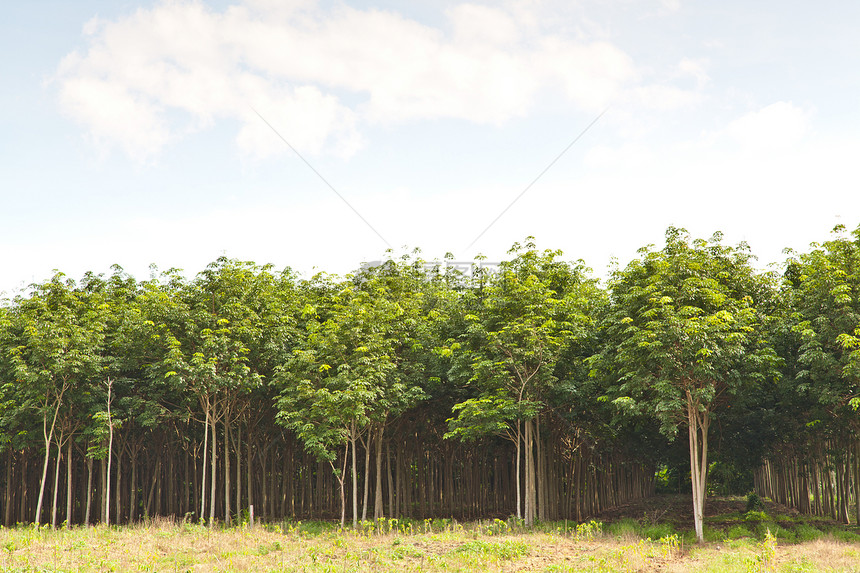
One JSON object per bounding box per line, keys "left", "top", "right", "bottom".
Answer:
{"left": 596, "top": 493, "right": 809, "bottom": 530}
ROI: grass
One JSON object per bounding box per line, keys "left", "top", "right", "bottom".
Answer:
{"left": 2, "top": 503, "right": 860, "bottom": 572}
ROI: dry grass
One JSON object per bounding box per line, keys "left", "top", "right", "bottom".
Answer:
{"left": 1, "top": 519, "right": 859, "bottom": 572}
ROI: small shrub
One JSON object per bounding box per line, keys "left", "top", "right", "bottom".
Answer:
{"left": 743, "top": 510, "right": 770, "bottom": 522}
{"left": 659, "top": 533, "right": 680, "bottom": 559}
{"left": 641, "top": 522, "right": 675, "bottom": 540}
{"left": 256, "top": 541, "right": 282, "bottom": 555}
{"left": 793, "top": 524, "right": 823, "bottom": 542}
{"left": 607, "top": 518, "right": 640, "bottom": 539}
{"left": 704, "top": 525, "right": 724, "bottom": 543}
{"left": 744, "top": 529, "right": 777, "bottom": 573}
{"left": 725, "top": 524, "right": 754, "bottom": 540}
{"left": 826, "top": 528, "right": 860, "bottom": 542}
{"left": 574, "top": 520, "right": 603, "bottom": 541}
{"left": 755, "top": 521, "right": 794, "bottom": 543}
{"left": 746, "top": 492, "right": 764, "bottom": 512}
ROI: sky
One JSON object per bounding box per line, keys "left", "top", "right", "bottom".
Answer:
{"left": 3, "top": 0, "right": 860, "bottom": 296}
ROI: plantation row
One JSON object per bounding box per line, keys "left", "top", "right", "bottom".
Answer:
{"left": 2, "top": 226, "right": 860, "bottom": 541}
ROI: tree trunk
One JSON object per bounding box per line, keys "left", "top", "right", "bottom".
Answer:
{"left": 246, "top": 430, "right": 253, "bottom": 518}
{"left": 100, "top": 457, "right": 107, "bottom": 523}
{"left": 66, "top": 441, "right": 73, "bottom": 526}
{"left": 525, "top": 419, "right": 537, "bottom": 526}
{"left": 4, "top": 451, "right": 12, "bottom": 526}
{"left": 361, "top": 429, "right": 371, "bottom": 522}
{"left": 85, "top": 455, "right": 93, "bottom": 526}
{"left": 235, "top": 422, "right": 241, "bottom": 520}
{"left": 687, "top": 391, "right": 709, "bottom": 544}
{"left": 51, "top": 439, "right": 62, "bottom": 528}
{"left": 351, "top": 421, "right": 358, "bottom": 528}
{"left": 130, "top": 448, "right": 138, "bottom": 523}
{"left": 515, "top": 419, "right": 522, "bottom": 520}
{"left": 337, "top": 442, "right": 349, "bottom": 528}
{"left": 209, "top": 409, "right": 217, "bottom": 525}
{"left": 114, "top": 446, "right": 122, "bottom": 525}
{"left": 386, "top": 441, "right": 394, "bottom": 517}
{"left": 145, "top": 457, "right": 161, "bottom": 519}
{"left": 536, "top": 415, "right": 546, "bottom": 521}
{"left": 374, "top": 423, "right": 385, "bottom": 520}
{"left": 105, "top": 383, "right": 114, "bottom": 526}
{"left": 224, "top": 414, "right": 231, "bottom": 526}
{"left": 201, "top": 401, "right": 209, "bottom": 524}
{"left": 35, "top": 399, "right": 62, "bottom": 526}
{"left": 854, "top": 441, "right": 860, "bottom": 526}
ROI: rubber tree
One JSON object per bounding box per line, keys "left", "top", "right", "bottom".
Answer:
{"left": 159, "top": 260, "right": 263, "bottom": 526}
{"left": 8, "top": 274, "right": 107, "bottom": 526}
{"left": 274, "top": 275, "right": 398, "bottom": 528}
{"left": 787, "top": 224, "right": 860, "bottom": 523}
{"left": 446, "top": 239, "right": 598, "bottom": 525}
{"left": 594, "top": 227, "right": 779, "bottom": 542}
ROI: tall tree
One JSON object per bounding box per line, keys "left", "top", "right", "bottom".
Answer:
{"left": 786, "top": 224, "right": 860, "bottom": 522}
{"left": 594, "top": 228, "right": 778, "bottom": 542}
{"left": 274, "top": 275, "right": 399, "bottom": 527}
{"left": 160, "top": 259, "right": 264, "bottom": 525}
{"left": 446, "top": 239, "right": 597, "bottom": 525}
{"left": 8, "top": 274, "right": 107, "bottom": 526}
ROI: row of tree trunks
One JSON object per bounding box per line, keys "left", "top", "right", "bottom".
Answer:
{"left": 755, "top": 438, "right": 859, "bottom": 524}
{"left": 1, "top": 417, "right": 655, "bottom": 526}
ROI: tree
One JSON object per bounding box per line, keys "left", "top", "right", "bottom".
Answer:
{"left": 275, "top": 276, "right": 397, "bottom": 528}
{"left": 446, "top": 239, "right": 598, "bottom": 525}
{"left": 160, "top": 259, "right": 265, "bottom": 525}
{"left": 594, "top": 228, "right": 778, "bottom": 542}
{"left": 785, "top": 224, "right": 860, "bottom": 523}
{"left": 8, "top": 274, "right": 108, "bottom": 526}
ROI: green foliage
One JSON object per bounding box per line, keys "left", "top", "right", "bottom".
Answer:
{"left": 746, "top": 492, "right": 764, "bottom": 512}
{"left": 754, "top": 522, "right": 794, "bottom": 542}
{"left": 452, "top": 539, "right": 530, "bottom": 560}
{"left": 444, "top": 395, "right": 538, "bottom": 441}
{"left": 743, "top": 510, "right": 771, "bottom": 522}
{"left": 595, "top": 227, "right": 779, "bottom": 438}
{"left": 725, "top": 524, "right": 754, "bottom": 539}
{"left": 793, "top": 524, "right": 823, "bottom": 542}
{"left": 825, "top": 527, "right": 860, "bottom": 542}
{"left": 3, "top": 226, "right": 860, "bottom": 534}
{"left": 447, "top": 239, "right": 599, "bottom": 439}
{"left": 743, "top": 528, "right": 777, "bottom": 573}
{"left": 574, "top": 520, "right": 604, "bottom": 540}
{"left": 708, "top": 461, "right": 754, "bottom": 495}
{"left": 607, "top": 518, "right": 640, "bottom": 539}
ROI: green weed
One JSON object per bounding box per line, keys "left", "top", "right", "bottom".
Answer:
{"left": 726, "top": 524, "right": 755, "bottom": 540}
{"left": 452, "top": 538, "right": 530, "bottom": 560}
{"left": 825, "top": 527, "right": 860, "bottom": 542}
{"left": 743, "top": 528, "right": 777, "bottom": 573}
{"left": 746, "top": 492, "right": 765, "bottom": 512}
{"left": 744, "top": 510, "right": 771, "bottom": 522}
{"left": 755, "top": 522, "right": 795, "bottom": 543}
{"left": 607, "top": 518, "right": 640, "bottom": 539}
{"left": 575, "top": 520, "right": 604, "bottom": 541}
{"left": 793, "top": 524, "right": 823, "bottom": 542}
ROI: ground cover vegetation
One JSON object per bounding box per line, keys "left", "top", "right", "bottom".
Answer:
{"left": 2, "top": 226, "right": 860, "bottom": 544}
{"left": 2, "top": 495, "right": 860, "bottom": 572}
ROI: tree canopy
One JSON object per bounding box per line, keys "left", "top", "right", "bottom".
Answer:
{"left": 1, "top": 226, "right": 859, "bottom": 534}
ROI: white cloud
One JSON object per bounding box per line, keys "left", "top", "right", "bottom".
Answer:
{"left": 58, "top": 72, "right": 173, "bottom": 162}
{"left": 54, "top": 0, "right": 666, "bottom": 161}
{"left": 724, "top": 101, "right": 813, "bottom": 154}
{"left": 627, "top": 84, "right": 702, "bottom": 111}
{"left": 677, "top": 57, "right": 710, "bottom": 89}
